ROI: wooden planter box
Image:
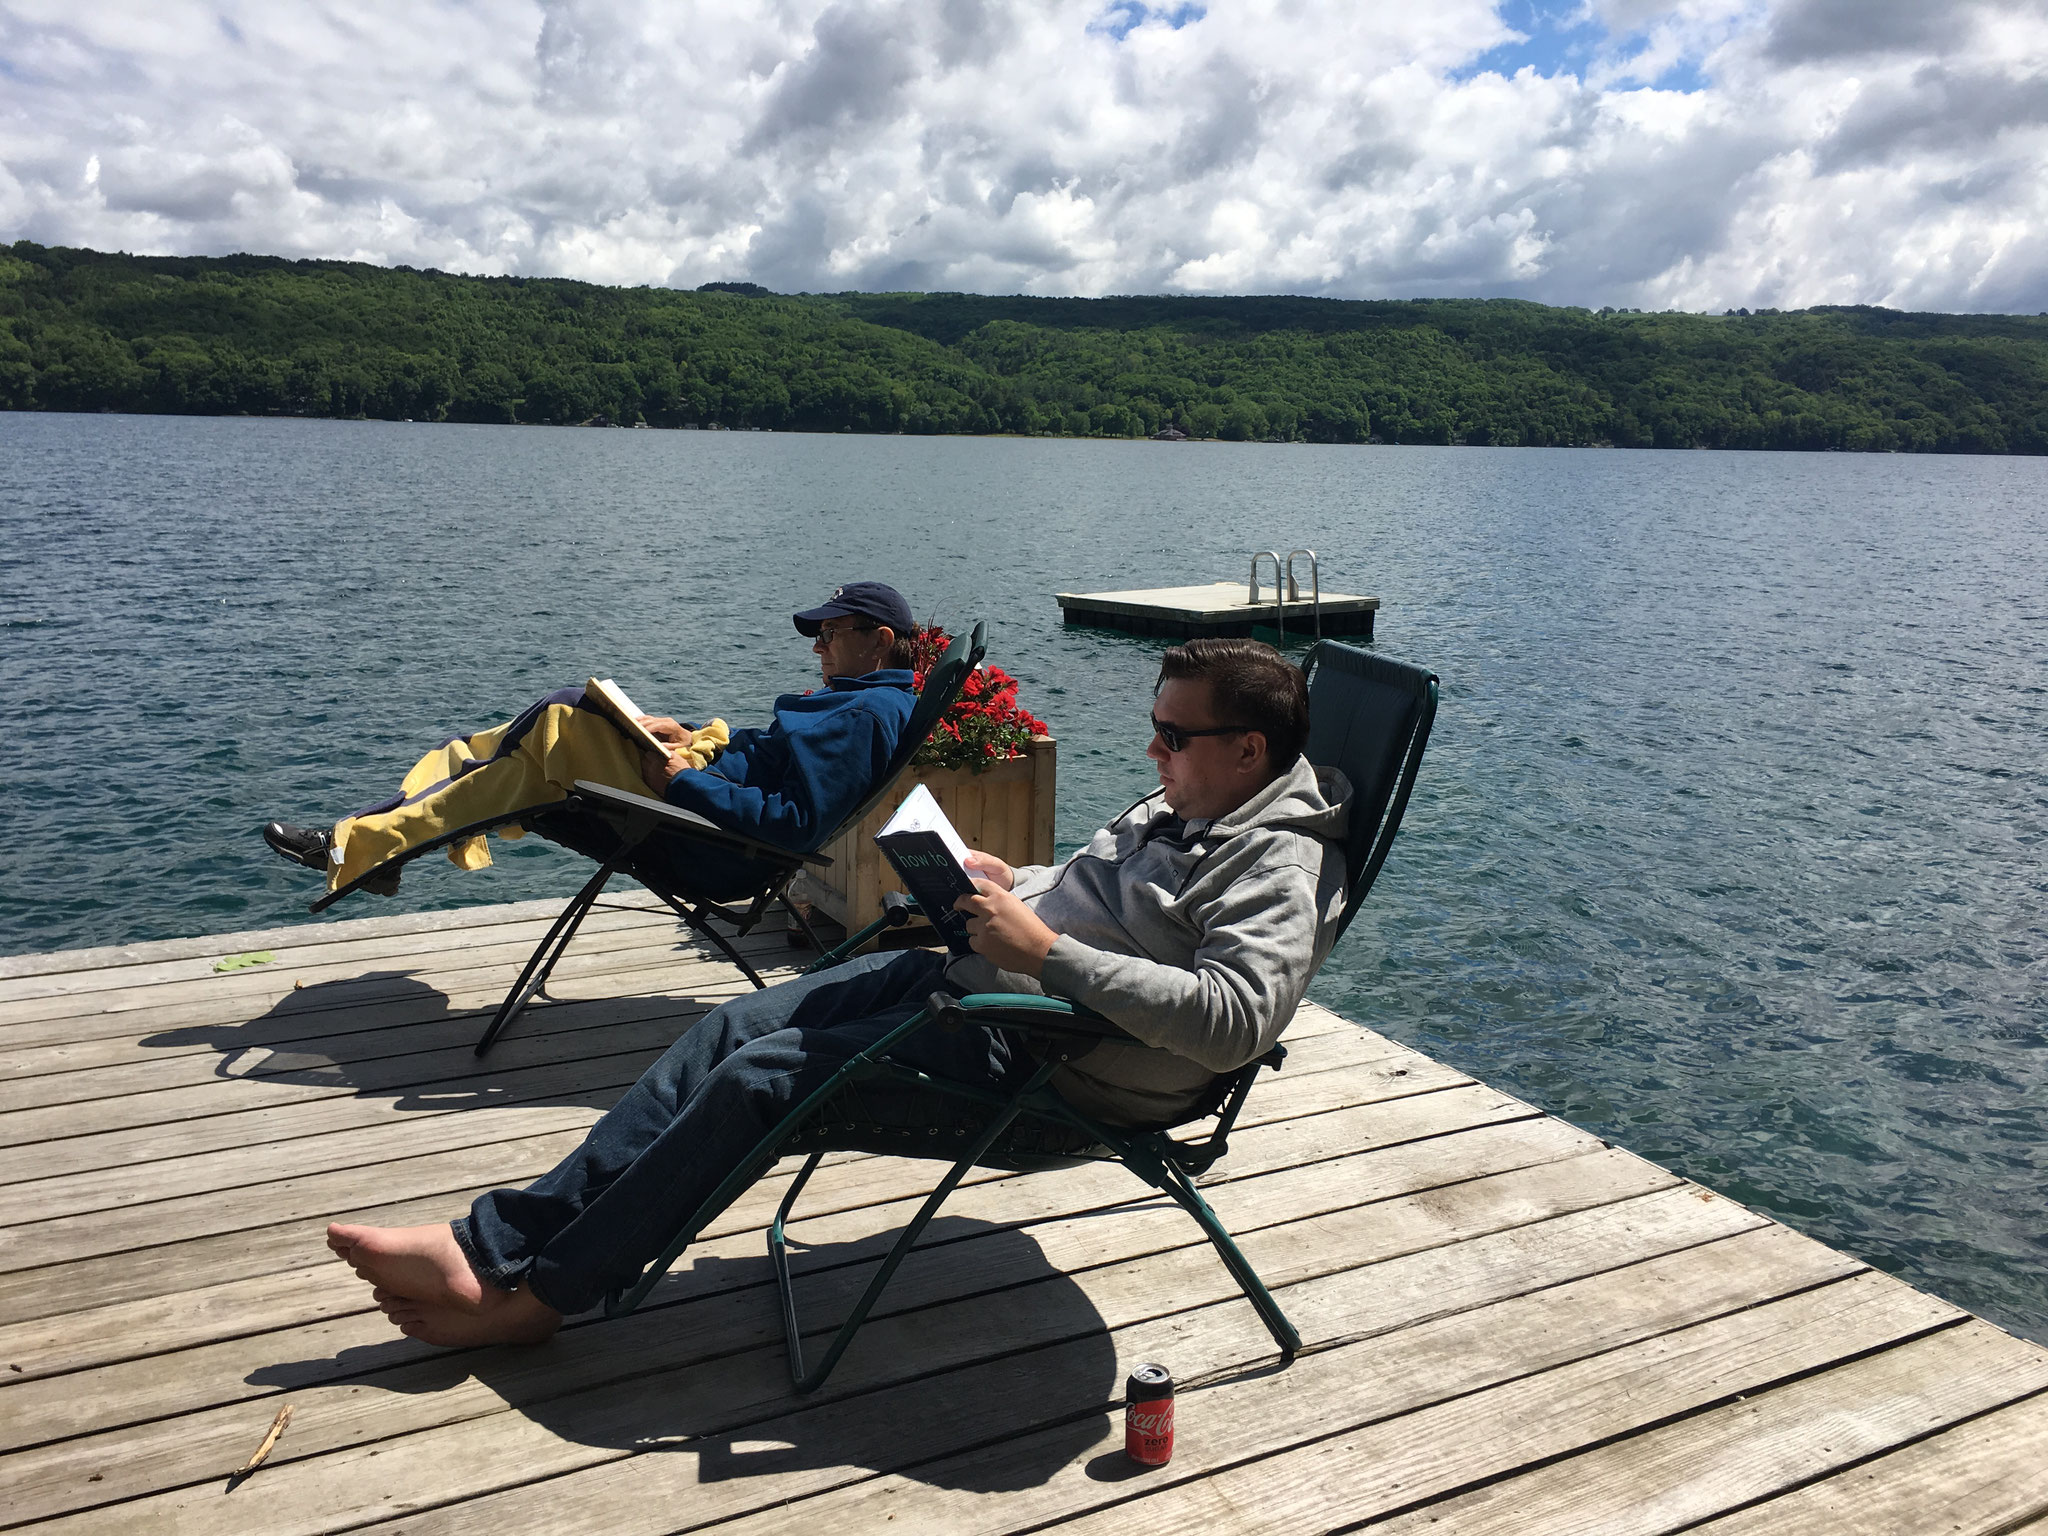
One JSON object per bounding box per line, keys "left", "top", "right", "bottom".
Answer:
{"left": 794, "top": 736, "right": 1057, "bottom": 935}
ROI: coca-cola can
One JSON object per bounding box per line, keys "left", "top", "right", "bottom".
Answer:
{"left": 1124, "top": 1362, "right": 1175, "bottom": 1466}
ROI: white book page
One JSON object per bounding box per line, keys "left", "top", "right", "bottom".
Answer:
{"left": 595, "top": 678, "right": 647, "bottom": 719}
{"left": 877, "top": 783, "right": 973, "bottom": 866}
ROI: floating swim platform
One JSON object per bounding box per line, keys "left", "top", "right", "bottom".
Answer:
{"left": 1057, "top": 579, "right": 1380, "bottom": 639}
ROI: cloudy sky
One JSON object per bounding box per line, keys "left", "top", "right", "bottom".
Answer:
{"left": 2, "top": 0, "right": 2044, "bottom": 311}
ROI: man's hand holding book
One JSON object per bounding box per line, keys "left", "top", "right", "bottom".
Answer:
{"left": 953, "top": 864, "right": 1057, "bottom": 976}
{"left": 874, "top": 788, "right": 1056, "bottom": 973}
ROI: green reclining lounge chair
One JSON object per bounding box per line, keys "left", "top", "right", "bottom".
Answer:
{"left": 309, "top": 623, "right": 988, "bottom": 1057}
{"left": 601, "top": 639, "right": 1439, "bottom": 1392}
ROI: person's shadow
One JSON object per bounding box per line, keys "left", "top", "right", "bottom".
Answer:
{"left": 250, "top": 1214, "right": 1125, "bottom": 1496}
{"left": 138, "top": 954, "right": 752, "bottom": 1115}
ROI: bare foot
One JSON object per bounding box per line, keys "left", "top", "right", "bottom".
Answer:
{"left": 377, "top": 1283, "right": 562, "bottom": 1347}
{"left": 327, "top": 1222, "right": 485, "bottom": 1312}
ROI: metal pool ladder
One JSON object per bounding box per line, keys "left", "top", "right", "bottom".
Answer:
{"left": 1248, "top": 549, "right": 1323, "bottom": 641}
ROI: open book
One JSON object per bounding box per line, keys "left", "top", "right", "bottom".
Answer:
{"left": 584, "top": 677, "right": 674, "bottom": 757}
{"left": 874, "top": 784, "right": 980, "bottom": 957}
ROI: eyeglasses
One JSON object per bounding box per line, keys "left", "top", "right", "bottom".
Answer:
{"left": 1150, "top": 714, "right": 1251, "bottom": 753}
{"left": 814, "top": 622, "right": 880, "bottom": 645}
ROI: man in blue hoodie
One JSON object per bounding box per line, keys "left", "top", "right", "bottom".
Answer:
{"left": 262, "top": 582, "right": 919, "bottom": 898}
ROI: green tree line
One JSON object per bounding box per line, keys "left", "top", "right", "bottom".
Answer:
{"left": 4, "top": 240, "right": 2045, "bottom": 452}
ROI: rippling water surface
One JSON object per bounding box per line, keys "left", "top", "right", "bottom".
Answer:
{"left": 2, "top": 413, "right": 2043, "bottom": 1341}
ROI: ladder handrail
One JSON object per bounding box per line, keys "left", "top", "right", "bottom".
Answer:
{"left": 1285, "top": 548, "right": 1322, "bottom": 639}
{"left": 1248, "top": 552, "right": 1282, "bottom": 607}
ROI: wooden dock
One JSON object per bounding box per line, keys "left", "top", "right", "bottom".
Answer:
{"left": 1057, "top": 581, "right": 1379, "bottom": 639}
{"left": 3, "top": 895, "right": 2045, "bottom": 1534}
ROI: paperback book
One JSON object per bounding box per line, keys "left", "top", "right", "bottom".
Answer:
{"left": 584, "top": 677, "right": 672, "bottom": 757}
{"left": 874, "top": 784, "right": 981, "bottom": 957}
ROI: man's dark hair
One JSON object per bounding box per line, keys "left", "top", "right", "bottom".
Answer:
{"left": 1156, "top": 638, "right": 1310, "bottom": 771}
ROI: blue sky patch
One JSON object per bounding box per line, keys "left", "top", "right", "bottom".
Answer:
{"left": 1092, "top": 2, "right": 1208, "bottom": 44}
{"left": 1458, "top": 2, "right": 1710, "bottom": 91}
{"left": 1461, "top": 1, "right": 1600, "bottom": 78}
{"left": 1643, "top": 55, "right": 1709, "bottom": 92}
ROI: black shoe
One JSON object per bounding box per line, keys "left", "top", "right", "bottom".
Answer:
{"left": 263, "top": 821, "right": 332, "bottom": 871}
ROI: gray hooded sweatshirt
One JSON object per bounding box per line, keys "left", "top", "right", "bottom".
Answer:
{"left": 947, "top": 756, "right": 1353, "bottom": 1126}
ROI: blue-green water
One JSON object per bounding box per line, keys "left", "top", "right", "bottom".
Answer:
{"left": 3, "top": 413, "right": 2043, "bottom": 1343}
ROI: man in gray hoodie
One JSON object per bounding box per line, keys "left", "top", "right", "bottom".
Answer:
{"left": 328, "top": 639, "right": 1354, "bottom": 1348}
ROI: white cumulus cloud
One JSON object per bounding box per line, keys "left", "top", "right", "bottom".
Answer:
{"left": 0, "top": 0, "right": 2043, "bottom": 309}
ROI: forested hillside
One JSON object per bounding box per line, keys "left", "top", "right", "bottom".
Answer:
{"left": 4, "top": 241, "right": 2044, "bottom": 452}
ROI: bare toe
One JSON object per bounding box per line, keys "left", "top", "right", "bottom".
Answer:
{"left": 326, "top": 1222, "right": 484, "bottom": 1311}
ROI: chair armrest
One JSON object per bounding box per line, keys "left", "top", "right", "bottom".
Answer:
{"left": 930, "top": 991, "right": 1139, "bottom": 1044}
{"left": 568, "top": 781, "right": 833, "bottom": 869}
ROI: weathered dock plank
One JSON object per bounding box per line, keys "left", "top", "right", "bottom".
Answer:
{"left": 0, "top": 893, "right": 647, "bottom": 984}
{"left": 1688, "top": 1389, "right": 2048, "bottom": 1535}
{"left": 1363, "top": 1320, "right": 2048, "bottom": 1536}
{"left": 4, "top": 1142, "right": 1654, "bottom": 1528}
{"left": 0, "top": 1013, "right": 1384, "bottom": 1192}
{"left": 2, "top": 894, "right": 2042, "bottom": 1536}
{"left": 556, "top": 1210, "right": 1831, "bottom": 1536}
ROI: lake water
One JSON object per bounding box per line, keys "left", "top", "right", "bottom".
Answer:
{"left": 3, "top": 413, "right": 2044, "bottom": 1343}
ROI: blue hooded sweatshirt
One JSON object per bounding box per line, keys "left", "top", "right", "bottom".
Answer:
{"left": 662, "top": 669, "right": 917, "bottom": 854}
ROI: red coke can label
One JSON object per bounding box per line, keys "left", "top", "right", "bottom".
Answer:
{"left": 1125, "top": 1362, "right": 1175, "bottom": 1466}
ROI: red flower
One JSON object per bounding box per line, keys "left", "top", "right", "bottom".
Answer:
{"left": 907, "top": 624, "right": 1051, "bottom": 774}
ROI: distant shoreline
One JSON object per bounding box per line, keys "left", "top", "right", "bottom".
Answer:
{"left": 5, "top": 241, "right": 2043, "bottom": 455}
{"left": 3, "top": 408, "right": 1889, "bottom": 456}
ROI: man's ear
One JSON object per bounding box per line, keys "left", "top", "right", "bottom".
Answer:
{"left": 1237, "top": 729, "right": 1269, "bottom": 777}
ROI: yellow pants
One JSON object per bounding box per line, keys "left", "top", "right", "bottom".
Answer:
{"left": 329, "top": 695, "right": 729, "bottom": 892}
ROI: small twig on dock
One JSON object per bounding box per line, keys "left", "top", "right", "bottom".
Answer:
{"left": 226, "top": 1404, "right": 293, "bottom": 1489}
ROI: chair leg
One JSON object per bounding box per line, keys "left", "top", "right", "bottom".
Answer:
{"left": 770, "top": 1060, "right": 1060, "bottom": 1394}
{"left": 474, "top": 853, "right": 623, "bottom": 1057}
{"left": 769, "top": 1152, "right": 828, "bottom": 1372}
{"left": 1151, "top": 1159, "right": 1302, "bottom": 1354}
{"left": 641, "top": 878, "right": 770, "bottom": 990}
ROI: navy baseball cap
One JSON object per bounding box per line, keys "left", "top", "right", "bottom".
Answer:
{"left": 793, "top": 581, "right": 914, "bottom": 637}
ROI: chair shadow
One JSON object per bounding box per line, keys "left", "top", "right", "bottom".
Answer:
{"left": 137, "top": 953, "right": 747, "bottom": 1116}
{"left": 250, "top": 1217, "right": 1118, "bottom": 1495}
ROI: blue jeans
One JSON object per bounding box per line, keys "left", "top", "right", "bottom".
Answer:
{"left": 452, "top": 949, "right": 1034, "bottom": 1315}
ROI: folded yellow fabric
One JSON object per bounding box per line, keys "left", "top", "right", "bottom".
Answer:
{"left": 330, "top": 708, "right": 732, "bottom": 890}
{"left": 675, "top": 718, "right": 732, "bottom": 770}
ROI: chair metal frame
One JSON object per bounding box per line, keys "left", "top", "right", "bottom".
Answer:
{"left": 600, "top": 639, "right": 1440, "bottom": 1393}
{"left": 307, "top": 623, "right": 989, "bottom": 1057}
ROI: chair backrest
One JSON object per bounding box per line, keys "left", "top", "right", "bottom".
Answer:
{"left": 1094, "top": 642, "right": 1438, "bottom": 1157}
{"left": 1301, "top": 641, "right": 1439, "bottom": 945}
{"left": 832, "top": 621, "right": 988, "bottom": 835}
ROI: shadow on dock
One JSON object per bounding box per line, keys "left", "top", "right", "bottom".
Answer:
{"left": 139, "top": 963, "right": 745, "bottom": 1116}
{"left": 242, "top": 1216, "right": 1118, "bottom": 1495}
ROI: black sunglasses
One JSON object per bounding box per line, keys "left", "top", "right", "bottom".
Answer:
{"left": 1150, "top": 713, "right": 1251, "bottom": 753}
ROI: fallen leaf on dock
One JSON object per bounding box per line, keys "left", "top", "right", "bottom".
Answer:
{"left": 213, "top": 951, "right": 275, "bottom": 973}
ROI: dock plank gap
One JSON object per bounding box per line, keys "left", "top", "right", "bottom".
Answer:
{"left": 1057, "top": 580, "right": 1380, "bottom": 639}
